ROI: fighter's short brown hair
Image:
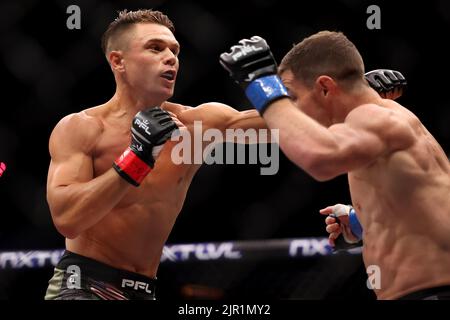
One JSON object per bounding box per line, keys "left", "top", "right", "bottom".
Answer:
{"left": 279, "top": 31, "right": 365, "bottom": 88}
{"left": 101, "top": 9, "right": 175, "bottom": 55}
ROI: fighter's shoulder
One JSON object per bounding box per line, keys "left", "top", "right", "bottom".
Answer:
{"left": 348, "top": 103, "right": 416, "bottom": 149}
{"left": 346, "top": 103, "right": 405, "bottom": 128}
{"left": 50, "top": 110, "right": 104, "bottom": 152}
{"left": 53, "top": 110, "right": 103, "bottom": 136}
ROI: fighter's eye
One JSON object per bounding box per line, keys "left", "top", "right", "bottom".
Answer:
{"left": 149, "top": 45, "right": 162, "bottom": 52}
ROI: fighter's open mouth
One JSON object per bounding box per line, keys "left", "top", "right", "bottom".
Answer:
{"left": 161, "top": 71, "right": 176, "bottom": 80}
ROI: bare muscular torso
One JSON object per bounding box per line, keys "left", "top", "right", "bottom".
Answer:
{"left": 348, "top": 100, "right": 450, "bottom": 299}
{"left": 67, "top": 102, "right": 203, "bottom": 278}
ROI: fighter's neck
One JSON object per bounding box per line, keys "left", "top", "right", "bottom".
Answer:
{"left": 332, "top": 87, "right": 384, "bottom": 124}
{"left": 352, "top": 87, "right": 384, "bottom": 107}
{"left": 107, "top": 88, "right": 166, "bottom": 118}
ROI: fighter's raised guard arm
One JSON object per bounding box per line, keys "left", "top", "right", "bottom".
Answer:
{"left": 220, "top": 36, "right": 414, "bottom": 180}
{"left": 47, "top": 108, "right": 178, "bottom": 239}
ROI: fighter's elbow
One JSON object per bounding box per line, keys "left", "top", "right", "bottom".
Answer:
{"left": 308, "top": 169, "right": 337, "bottom": 182}
{"left": 302, "top": 154, "right": 341, "bottom": 182}
{"left": 282, "top": 143, "right": 343, "bottom": 181}
{"left": 56, "top": 223, "right": 80, "bottom": 240}
{"left": 52, "top": 213, "right": 81, "bottom": 239}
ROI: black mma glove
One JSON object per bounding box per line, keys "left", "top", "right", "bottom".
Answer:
{"left": 220, "top": 36, "right": 289, "bottom": 114}
{"left": 113, "top": 107, "right": 178, "bottom": 186}
{"left": 365, "top": 69, "right": 407, "bottom": 94}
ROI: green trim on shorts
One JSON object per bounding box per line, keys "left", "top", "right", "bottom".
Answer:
{"left": 44, "top": 267, "right": 65, "bottom": 300}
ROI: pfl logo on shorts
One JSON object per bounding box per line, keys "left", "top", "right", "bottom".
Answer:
{"left": 366, "top": 265, "right": 381, "bottom": 290}
{"left": 66, "top": 265, "right": 81, "bottom": 289}
{"left": 121, "top": 279, "right": 153, "bottom": 294}
{"left": 0, "top": 162, "right": 6, "bottom": 177}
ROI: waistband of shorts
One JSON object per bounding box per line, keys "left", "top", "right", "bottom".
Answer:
{"left": 56, "top": 250, "right": 157, "bottom": 293}
{"left": 397, "top": 285, "right": 450, "bottom": 300}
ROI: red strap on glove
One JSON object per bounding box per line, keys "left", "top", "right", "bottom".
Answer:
{"left": 113, "top": 148, "right": 152, "bottom": 186}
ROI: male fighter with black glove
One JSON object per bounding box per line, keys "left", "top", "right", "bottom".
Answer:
{"left": 46, "top": 9, "right": 272, "bottom": 300}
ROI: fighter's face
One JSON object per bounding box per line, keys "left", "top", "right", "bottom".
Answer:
{"left": 122, "top": 23, "right": 180, "bottom": 101}
{"left": 280, "top": 70, "right": 328, "bottom": 124}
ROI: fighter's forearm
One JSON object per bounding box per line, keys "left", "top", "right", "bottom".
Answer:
{"left": 227, "top": 110, "right": 267, "bottom": 130}
{"left": 225, "top": 109, "right": 276, "bottom": 144}
{"left": 263, "top": 99, "right": 339, "bottom": 180}
{"left": 48, "top": 169, "right": 132, "bottom": 239}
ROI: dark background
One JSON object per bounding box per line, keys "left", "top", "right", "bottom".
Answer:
{"left": 0, "top": 0, "right": 448, "bottom": 300}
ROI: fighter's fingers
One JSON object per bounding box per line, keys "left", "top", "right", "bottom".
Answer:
{"left": 329, "top": 232, "right": 341, "bottom": 247}
{"left": 319, "top": 206, "right": 335, "bottom": 215}
{"left": 173, "top": 119, "right": 185, "bottom": 127}
{"left": 385, "top": 88, "right": 399, "bottom": 100}
{"left": 169, "top": 115, "right": 185, "bottom": 129}
{"left": 326, "top": 223, "right": 340, "bottom": 234}
{"left": 395, "top": 87, "right": 403, "bottom": 99}
{"left": 325, "top": 216, "right": 336, "bottom": 225}
{"left": 330, "top": 231, "right": 341, "bottom": 239}
{"left": 329, "top": 235, "right": 336, "bottom": 247}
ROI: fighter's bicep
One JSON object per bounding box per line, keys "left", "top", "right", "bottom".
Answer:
{"left": 179, "top": 102, "right": 241, "bottom": 130}
{"left": 47, "top": 152, "right": 94, "bottom": 188}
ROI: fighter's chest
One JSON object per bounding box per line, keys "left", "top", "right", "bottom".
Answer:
{"left": 92, "top": 128, "right": 131, "bottom": 176}
{"left": 92, "top": 129, "right": 197, "bottom": 189}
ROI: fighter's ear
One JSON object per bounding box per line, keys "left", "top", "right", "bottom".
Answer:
{"left": 109, "top": 50, "right": 125, "bottom": 73}
{"left": 315, "top": 76, "right": 337, "bottom": 97}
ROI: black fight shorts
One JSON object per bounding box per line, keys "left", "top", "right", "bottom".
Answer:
{"left": 398, "top": 286, "right": 450, "bottom": 300}
{"left": 45, "top": 250, "right": 156, "bottom": 300}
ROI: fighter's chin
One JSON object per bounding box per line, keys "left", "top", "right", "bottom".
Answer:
{"left": 153, "top": 87, "right": 175, "bottom": 103}
{"left": 161, "top": 87, "right": 175, "bottom": 100}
